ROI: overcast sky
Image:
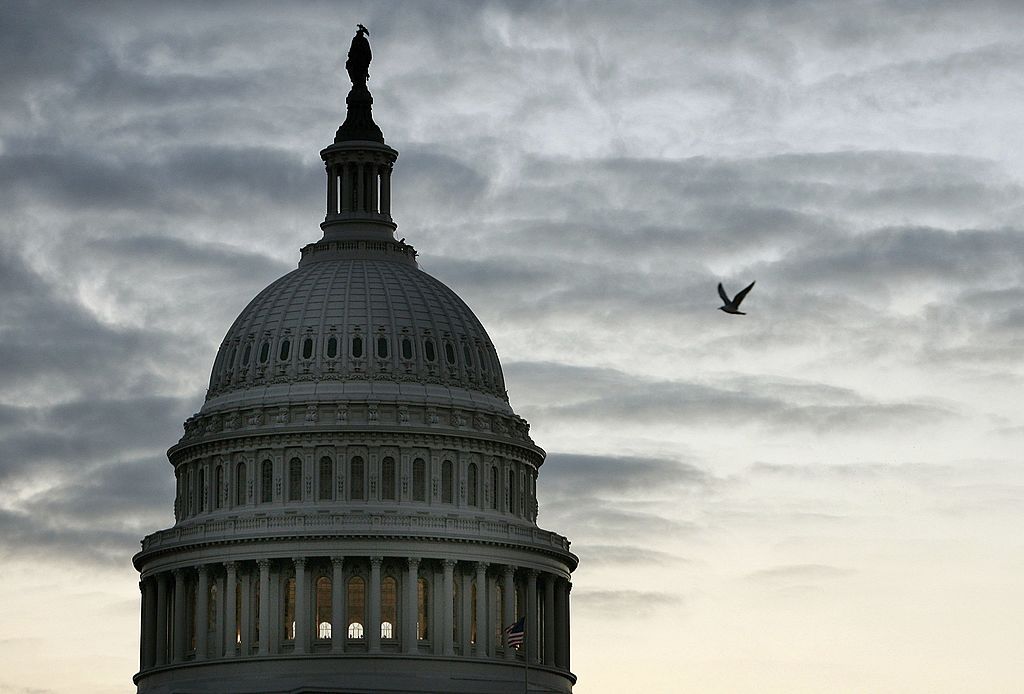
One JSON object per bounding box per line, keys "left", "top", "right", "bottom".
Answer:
{"left": 2, "top": 1, "right": 1023, "bottom": 693}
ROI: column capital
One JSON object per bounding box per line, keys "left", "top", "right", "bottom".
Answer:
{"left": 196, "top": 564, "right": 209, "bottom": 577}
{"left": 224, "top": 560, "right": 238, "bottom": 572}
{"left": 442, "top": 559, "right": 457, "bottom": 569}
{"left": 293, "top": 556, "right": 307, "bottom": 569}
{"left": 172, "top": 567, "right": 186, "bottom": 579}
{"left": 331, "top": 555, "right": 345, "bottom": 568}
{"left": 407, "top": 556, "right": 420, "bottom": 568}
{"left": 256, "top": 558, "right": 271, "bottom": 570}
{"left": 527, "top": 568, "right": 538, "bottom": 579}
{"left": 474, "top": 561, "right": 489, "bottom": 572}
{"left": 370, "top": 556, "right": 384, "bottom": 568}
{"left": 503, "top": 564, "right": 515, "bottom": 578}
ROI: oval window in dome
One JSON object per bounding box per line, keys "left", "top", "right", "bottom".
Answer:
{"left": 326, "top": 336, "right": 338, "bottom": 359}
{"left": 462, "top": 344, "right": 472, "bottom": 367}
{"left": 377, "top": 336, "right": 389, "bottom": 359}
{"left": 279, "top": 339, "right": 291, "bottom": 361}
{"left": 444, "top": 342, "right": 456, "bottom": 365}
{"left": 242, "top": 343, "right": 252, "bottom": 366}
{"left": 478, "top": 347, "right": 487, "bottom": 372}
{"left": 424, "top": 339, "right": 436, "bottom": 363}
{"left": 259, "top": 341, "right": 270, "bottom": 364}
{"left": 401, "top": 337, "right": 413, "bottom": 360}
{"left": 352, "top": 336, "right": 363, "bottom": 358}
{"left": 302, "top": 337, "right": 314, "bottom": 360}
{"left": 227, "top": 346, "right": 237, "bottom": 368}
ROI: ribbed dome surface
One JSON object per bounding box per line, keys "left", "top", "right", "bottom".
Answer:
{"left": 206, "top": 257, "right": 507, "bottom": 405}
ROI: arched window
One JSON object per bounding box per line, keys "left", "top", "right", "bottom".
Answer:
{"left": 381, "top": 576, "right": 397, "bottom": 639}
{"left": 520, "top": 471, "right": 527, "bottom": 517}
{"left": 279, "top": 339, "right": 291, "bottom": 361}
{"left": 289, "top": 458, "right": 302, "bottom": 502}
{"left": 319, "top": 457, "right": 333, "bottom": 501}
{"left": 412, "top": 458, "right": 426, "bottom": 502}
{"left": 468, "top": 463, "right": 478, "bottom": 507}
{"left": 417, "top": 577, "right": 429, "bottom": 641}
{"left": 424, "top": 339, "right": 436, "bottom": 363}
{"left": 214, "top": 465, "right": 223, "bottom": 509}
{"left": 376, "top": 336, "right": 389, "bottom": 359}
{"left": 258, "top": 341, "right": 270, "bottom": 364}
{"left": 326, "top": 335, "right": 338, "bottom": 359}
{"left": 452, "top": 579, "right": 459, "bottom": 643}
{"left": 302, "top": 337, "right": 314, "bottom": 360}
{"left": 235, "top": 462, "right": 247, "bottom": 506}
{"left": 508, "top": 469, "right": 516, "bottom": 515}
{"left": 186, "top": 468, "right": 194, "bottom": 516}
{"left": 351, "top": 336, "right": 363, "bottom": 359}
{"left": 489, "top": 466, "right": 498, "bottom": 510}
{"left": 350, "top": 456, "right": 365, "bottom": 501}
{"left": 401, "top": 337, "right": 413, "bottom": 360}
{"left": 347, "top": 577, "right": 365, "bottom": 639}
{"left": 284, "top": 576, "right": 296, "bottom": 640}
{"left": 261, "top": 460, "right": 273, "bottom": 503}
{"left": 495, "top": 583, "right": 504, "bottom": 646}
{"left": 442, "top": 460, "right": 454, "bottom": 504}
{"left": 316, "top": 577, "right": 332, "bottom": 639}
{"left": 197, "top": 467, "right": 206, "bottom": 512}
{"left": 381, "top": 457, "right": 396, "bottom": 501}
{"left": 186, "top": 579, "right": 197, "bottom": 651}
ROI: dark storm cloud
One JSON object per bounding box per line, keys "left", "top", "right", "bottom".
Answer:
{"left": 540, "top": 452, "right": 708, "bottom": 497}
{"left": 87, "top": 235, "right": 289, "bottom": 279}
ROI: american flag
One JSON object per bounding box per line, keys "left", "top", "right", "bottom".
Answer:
{"left": 504, "top": 617, "right": 525, "bottom": 648}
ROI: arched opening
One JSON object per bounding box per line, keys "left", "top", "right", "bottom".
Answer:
{"left": 319, "top": 457, "right": 334, "bottom": 501}
{"left": 381, "top": 457, "right": 396, "bottom": 501}
{"left": 316, "top": 576, "right": 332, "bottom": 639}
{"left": 347, "top": 576, "right": 365, "bottom": 639}
{"left": 284, "top": 577, "right": 296, "bottom": 640}
{"left": 412, "top": 458, "right": 426, "bottom": 502}
{"left": 417, "top": 577, "right": 429, "bottom": 641}
{"left": 261, "top": 460, "right": 273, "bottom": 503}
{"left": 350, "top": 456, "right": 365, "bottom": 500}
{"left": 235, "top": 462, "right": 247, "bottom": 506}
{"left": 442, "top": 460, "right": 454, "bottom": 503}
{"left": 381, "top": 576, "right": 397, "bottom": 640}
{"left": 288, "top": 458, "right": 302, "bottom": 502}
{"left": 468, "top": 463, "right": 478, "bottom": 506}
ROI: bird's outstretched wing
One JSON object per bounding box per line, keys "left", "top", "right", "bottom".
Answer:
{"left": 733, "top": 280, "right": 756, "bottom": 307}
{"left": 717, "top": 282, "right": 730, "bottom": 303}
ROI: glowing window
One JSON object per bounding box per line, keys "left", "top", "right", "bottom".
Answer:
{"left": 381, "top": 577, "right": 397, "bottom": 639}
{"left": 347, "top": 577, "right": 365, "bottom": 639}
{"left": 417, "top": 578, "right": 429, "bottom": 640}
{"left": 316, "top": 577, "right": 332, "bottom": 639}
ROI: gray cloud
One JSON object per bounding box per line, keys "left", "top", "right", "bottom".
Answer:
{"left": 575, "top": 544, "right": 684, "bottom": 567}
{"left": 572, "top": 589, "right": 681, "bottom": 616}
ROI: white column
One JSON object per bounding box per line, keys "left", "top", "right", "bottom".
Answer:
{"left": 331, "top": 557, "right": 345, "bottom": 652}
{"left": 502, "top": 566, "right": 515, "bottom": 659}
{"left": 172, "top": 569, "right": 187, "bottom": 662}
{"left": 155, "top": 573, "right": 169, "bottom": 666}
{"left": 294, "top": 557, "right": 308, "bottom": 654}
{"left": 368, "top": 556, "right": 382, "bottom": 652}
{"left": 543, "top": 574, "right": 555, "bottom": 666}
{"left": 404, "top": 557, "right": 420, "bottom": 653}
{"left": 474, "top": 562, "right": 488, "bottom": 656}
{"left": 526, "top": 570, "right": 538, "bottom": 664}
{"left": 257, "top": 560, "right": 270, "bottom": 655}
{"left": 224, "top": 562, "right": 237, "bottom": 657}
{"left": 195, "top": 565, "right": 209, "bottom": 660}
{"left": 441, "top": 560, "right": 455, "bottom": 655}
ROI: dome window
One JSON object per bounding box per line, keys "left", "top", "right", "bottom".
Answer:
{"left": 259, "top": 342, "right": 270, "bottom": 364}
{"left": 279, "top": 339, "right": 291, "bottom": 361}
{"left": 377, "top": 336, "right": 389, "bottom": 359}
{"left": 326, "top": 336, "right": 338, "bottom": 359}
{"left": 478, "top": 347, "right": 487, "bottom": 372}
{"left": 412, "top": 458, "right": 426, "bottom": 501}
{"left": 444, "top": 342, "right": 456, "bottom": 365}
{"left": 302, "top": 337, "right": 314, "bottom": 360}
{"left": 352, "top": 336, "right": 363, "bottom": 358}
{"left": 401, "top": 337, "right": 413, "bottom": 360}
{"left": 424, "top": 339, "right": 436, "bottom": 363}
{"left": 241, "top": 343, "right": 252, "bottom": 366}
{"left": 462, "top": 344, "right": 473, "bottom": 367}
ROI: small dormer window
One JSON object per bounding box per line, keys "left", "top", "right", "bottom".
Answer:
{"left": 424, "top": 339, "right": 436, "bottom": 363}
{"left": 377, "top": 336, "right": 389, "bottom": 359}
{"left": 401, "top": 337, "right": 413, "bottom": 360}
{"left": 352, "top": 336, "right": 363, "bottom": 358}
{"left": 326, "top": 336, "right": 338, "bottom": 358}
{"left": 302, "top": 337, "right": 314, "bottom": 360}
{"left": 279, "top": 339, "right": 291, "bottom": 361}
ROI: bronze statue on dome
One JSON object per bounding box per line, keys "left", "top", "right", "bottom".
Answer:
{"left": 346, "top": 24, "right": 371, "bottom": 86}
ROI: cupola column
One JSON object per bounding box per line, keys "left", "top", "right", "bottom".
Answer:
{"left": 294, "top": 557, "right": 309, "bottom": 653}
{"left": 195, "top": 565, "right": 209, "bottom": 660}
{"left": 331, "top": 557, "right": 345, "bottom": 652}
{"left": 474, "top": 562, "right": 489, "bottom": 656}
{"left": 404, "top": 557, "right": 420, "bottom": 653}
{"left": 441, "top": 560, "right": 456, "bottom": 655}
{"left": 526, "top": 570, "right": 539, "bottom": 664}
{"left": 502, "top": 566, "right": 515, "bottom": 659}
{"left": 155, "top": 572, "right": 169, "bottom": 666}
{"left": 223, "top": 561, "right": 238, "bottom": 657}
{"left": 257, "top": 559, "right": 271, "bottom": 655}
{"left": 543, "top": 574, "right": 556, "bottom": 666}
{"left": 172, "top": 569, "right": 187, "bottom": 662}
{"left": 368, "top": 556, "right": 382, "bottom": 652}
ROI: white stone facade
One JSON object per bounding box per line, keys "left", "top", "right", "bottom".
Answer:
{"left": 133, "top": 40, "right": 576, "bottom": 694}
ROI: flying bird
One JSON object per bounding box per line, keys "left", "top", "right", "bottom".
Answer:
{"left": 717, "top": 280, "right": 756, "bottom": 315}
